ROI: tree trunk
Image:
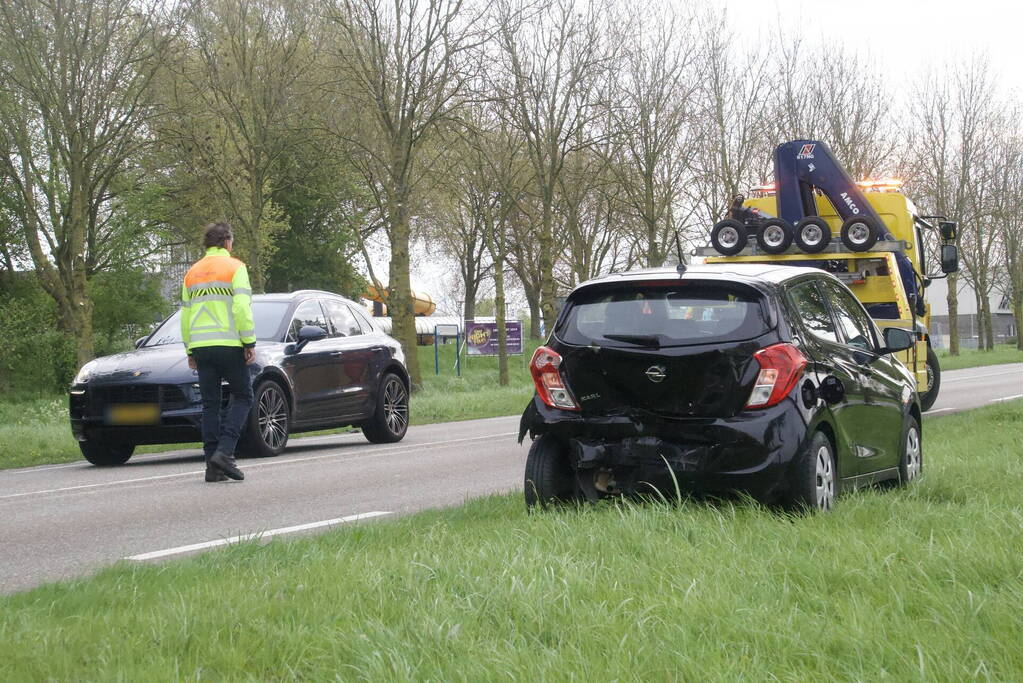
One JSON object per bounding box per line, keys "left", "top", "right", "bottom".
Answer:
{"left": 1013, "top": 294, "right": 1023, "bottom": 350}
{"left": 463, "top": 291, "right": 476, "bottom": 323}
{"left": 524, "top": 286, "right": 541, "bottom": 340}
{"left": 947, "top": 273, "right": 960, "bottom": 355}
{"left": 387, "top": 196, "right": 422, "bottom": 389}
{"left": 494, "top": 259, "right": 508, "bottom": 386}
{"left": 538, "top": 196, "right": 557, "bottom": 336}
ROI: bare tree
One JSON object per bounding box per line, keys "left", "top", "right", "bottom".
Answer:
{"left": 324, "top": 0, "right": 485, "bottom": 387}
{"left": 686, "top": 9, "right": 773, "bottom": 229}
{"left": 0, "top": 0, "right": 179, "bottom": 365}
{"left": 494, "top": 0, "right": 619, "bottom": 329}
{"left": 991, "top": 106, "right": 1023, "bottom": 350}
{"left": 907, "top": 57, "right": 1001, "bottom": 353}
{"left": 771, "top": 37, "right": 897, "bottom": 178}
{"left": 602, "top": 3, "right": 699, "bottom": 267}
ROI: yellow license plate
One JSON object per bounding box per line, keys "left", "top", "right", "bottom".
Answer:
{"left": 105, "top": 403, "right": 160, "bottom": 425}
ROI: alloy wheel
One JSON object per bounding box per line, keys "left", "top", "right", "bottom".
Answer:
{"left": 904, "top": 426, "right": 921, "bottom": 481}
{"left": 382, "top": 377, "right": 409, "bottom": 436}
{"left": 848, "top": 222, "right": 870, "bottom": 245}
{"left": 764, "top": 225, "right": 786, "bottom": 247}
{"left": 815, "top": 445, "right": 835, "bottom": 510}
{"left": 718, "top": 227, "right": 739, "bottom": 248}
{"left": 801, "top": 225, "right": 823, "bottom": 246}
{"left": 258, "top": 385, "right": 289, "bottom": 450}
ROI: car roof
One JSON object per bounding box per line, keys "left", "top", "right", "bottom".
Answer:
{"left": 252, "top": 289, "right": 353, "bottom": 303}
{"left": 574, "top": 263, "right": 827, "bottom": 290}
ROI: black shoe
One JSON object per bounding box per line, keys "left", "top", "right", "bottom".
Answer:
{"left": 205, "top": 467, "right": 228, "bottom": 482}
{"left": 209, "top": 451, "right": 245, "bottom": 481}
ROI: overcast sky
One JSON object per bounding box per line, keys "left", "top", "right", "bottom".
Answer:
{"left": 722, "top": 0, "right": 1020, "bottom": 93}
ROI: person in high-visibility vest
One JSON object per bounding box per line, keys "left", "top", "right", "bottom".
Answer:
{"left": 181, "top": 221, "right": 256, "bottom": 482}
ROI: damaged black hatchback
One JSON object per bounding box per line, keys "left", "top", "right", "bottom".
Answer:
{"left": 519, "top": 263, "right": 923, "bottom": 511}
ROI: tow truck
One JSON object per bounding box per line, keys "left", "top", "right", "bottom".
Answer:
{"left": 698, "top": 140, "right": 959, "bottom": 410}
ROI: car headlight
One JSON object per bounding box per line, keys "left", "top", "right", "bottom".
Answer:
{"left": 73, "top": 361, "right": 98, "bottom": 385}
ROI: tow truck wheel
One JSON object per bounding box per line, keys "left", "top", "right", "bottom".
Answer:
{"left": 710, "top": 219, "right": 747, "bottom": 256}
{"left": 794, "top": 217, "right": 832, "bottom": 253}
{"left": 756, "top": 218, "right": 794, "bottom": 254}
{"left": 840, "top": 216, "right": 879, "bottom": 251}
{"left": 918, "top": 346, "right": 941, "bottom": 411}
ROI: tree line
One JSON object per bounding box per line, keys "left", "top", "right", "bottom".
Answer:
{"left": 0, "top": 0, "right": 1020, "bottom": 393}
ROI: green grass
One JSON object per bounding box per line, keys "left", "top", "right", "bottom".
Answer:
{"left": 2, "top": 401, "right": 1022, "bottom": 679}
{"left": 0, "top": 342, "right": 539, "bottom": 470}
{"left": 936, "top": 343, "right": 1023, "bottom": 371}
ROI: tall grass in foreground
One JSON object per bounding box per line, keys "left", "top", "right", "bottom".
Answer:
{"left": 2, "top": 401, "right": 1022, "bottom": 680}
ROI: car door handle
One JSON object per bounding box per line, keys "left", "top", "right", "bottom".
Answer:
{"left": 329, "top": 351, "right": 344, "bottom": 357}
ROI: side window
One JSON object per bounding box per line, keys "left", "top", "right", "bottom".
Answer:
{"left": 822, "top": 280, "right": 876, "bottom": 351}
{"left": 349, "top": 305, "right": 374, "bottom": 333}
{"left": 287, "top": 300, "right": 329, "bottom": 342}
{"left": 788, "top": 281, "right": 839, "bottom": 344}
{"left": 323, "top": 300, "right": 362, "bottom": 337}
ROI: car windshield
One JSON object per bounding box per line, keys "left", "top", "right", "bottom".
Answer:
{"left": 556, "top": 283, "right": 769, "bottom": 348}
{"left": 145, "top": 301, "right": 291, "bottom": 347}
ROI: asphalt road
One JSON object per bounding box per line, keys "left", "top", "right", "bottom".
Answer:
{"left": 2, "top": 362, "right": 1021, "bottom": 594}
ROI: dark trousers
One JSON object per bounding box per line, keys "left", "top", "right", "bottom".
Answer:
{"left": 192, "top": 346, "right": 253, "bottom": 460}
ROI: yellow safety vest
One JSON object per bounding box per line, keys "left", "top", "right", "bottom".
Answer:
{"left": 180, "top": 247, "right": 256, "bottom": 353}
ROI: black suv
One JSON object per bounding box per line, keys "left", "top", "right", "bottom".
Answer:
{"left": 519, "top": 264, "right": 922, "bottom": 510}
{"left": 70, "top": 290, "right": 410, "bottom": 465}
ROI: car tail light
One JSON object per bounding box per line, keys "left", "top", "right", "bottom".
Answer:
{"left": 744, "top": 343, "right": 807, "bottom": 409}
{"left": 530, "top": 346, "right": 580, "bottom": 411}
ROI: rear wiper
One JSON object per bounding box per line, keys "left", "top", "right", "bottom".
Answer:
{"left": 602, "top": 334, "right": 661, "bottom": 348}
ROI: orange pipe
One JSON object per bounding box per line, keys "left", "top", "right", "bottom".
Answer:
{"left": 364, "top": 284, "right": 436, "bottom": 316}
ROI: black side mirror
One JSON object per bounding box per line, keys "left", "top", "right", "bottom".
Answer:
{"left": 288, "top": 325, "right": 327, "bottom": 354}
{"left": 940, "top": 244, "right": 959, "bottom": 274}
{"left": 939, "top": 221, "right": 957, "bottom": 241}
{"left": 880, "top": 327, "right": 914, "bottom": 354}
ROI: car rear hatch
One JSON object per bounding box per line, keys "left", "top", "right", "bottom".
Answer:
{"left": 553, "top": 279, "right": 777, "bottom": 418}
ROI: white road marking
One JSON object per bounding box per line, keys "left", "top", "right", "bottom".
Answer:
{"left": 943, "top": 368, "right": 1023, "bottom": 383}
{"left": 923, "top": 407, "right": 956, "bottom": 415}
{"left": 125, "top": 511, "right": 392, "bottom": 561}
{"left": 990, "top": 394, "right": 1023, "bottom": 403}
{"left": 0, "top": 431, "right": 519, "bottom": 501}
{"left": 4, "top": 432, "right": 364, "bottom": 475}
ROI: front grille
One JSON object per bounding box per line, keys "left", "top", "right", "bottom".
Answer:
{"left": 88, "top": 384, "right": 191, "bottom": 415}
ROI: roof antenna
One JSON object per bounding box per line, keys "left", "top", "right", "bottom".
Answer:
{"left": 673, "top": 230, "right": 687, "bottom": 276}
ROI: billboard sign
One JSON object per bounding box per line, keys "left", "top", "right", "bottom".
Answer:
{"left": 466, "top": 320, "right": 523, "bottom": 356}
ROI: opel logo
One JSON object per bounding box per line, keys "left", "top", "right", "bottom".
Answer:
{"left": 645, "top": 365, "right": 667, "bottom": 383}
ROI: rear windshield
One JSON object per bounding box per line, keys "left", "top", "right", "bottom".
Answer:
{"left": 555, "top": 283, "right": 769, "bottom": 348}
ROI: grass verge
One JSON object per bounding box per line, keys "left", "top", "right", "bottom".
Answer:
{"left": 2, "top": 401, "right": 1023, "bottom": 679}
{"left": 0, "top": 342, "right": 538, "bottom": 470}
{"left": 935, "top": 342, "right": 1023, "bottom": 371}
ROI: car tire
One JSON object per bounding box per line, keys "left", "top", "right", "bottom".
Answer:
{"left": 361, "top": 372, "right": 409, "bottom": 444}
{"left": 898, "top": 415, "right": 923, "bottom": 486}
{"left": 918, "top": 346, "right": 941, "bottom": 412}
{"left": 756, "top": 218, "right": 794, "bottom": 254}
{"left": 787, "top": 430, "right": 836, "bottom": 512}
{"left": 794, "top": 217, "right": 832, "bottom": 253}
{"left": 239, "top": 379, "right": 290, "bottom": 458}
{"left": 524, "top": 434, "right": 578, "bottom": 510}
{"left": 840, "top": 215, "right": 879, "bottom": 251}
{"left": 710, "top": 219, "right": 747, "bottom": 256}
{"left": 79, "top": 440, "right": 134, "bottom": 466}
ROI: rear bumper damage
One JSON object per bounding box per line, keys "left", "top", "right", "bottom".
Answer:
{"left": 519, "top": 396, "right": 809, "bottom": 500}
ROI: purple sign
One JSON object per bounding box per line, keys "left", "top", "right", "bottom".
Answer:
{"left": 466, "top": 320, "right": 523, "bottom": 356}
